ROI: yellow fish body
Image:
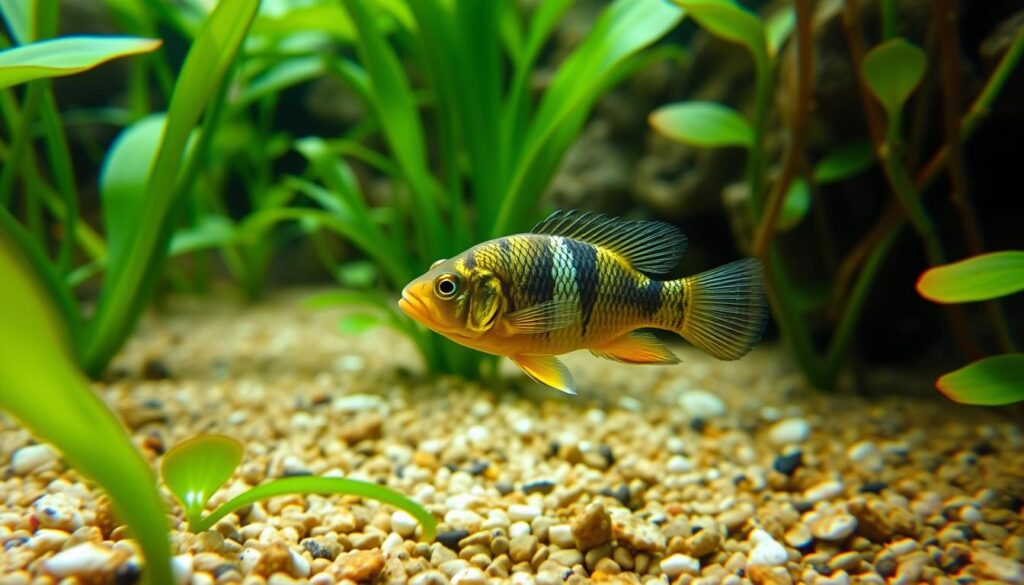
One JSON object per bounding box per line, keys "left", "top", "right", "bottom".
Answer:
{"left": 398, "top": 210, "right": 768, "bottom": 394}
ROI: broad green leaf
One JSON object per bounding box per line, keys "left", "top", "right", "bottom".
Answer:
{"left": 251, "top": 4, "right": 355, "bottom": 39}
{"left": 649, "top": 101, "right": 754, "bottom": 148}
{"left": 336, "top": 260, "right": 379, "bottom": 288}
{"left": 813, "top": 140, "right": 875, "bottom": 183}
{"left": 0, "top": 0, "right": 34, "bottom": 44}
{"left": 337, "top": 312, "right": 385, "bottom": 334}
{"left": 83, "top": 0, "right": 260, "bottom": 376}
{"left": 673, "top": 0, "right": 767, "bottom": 67}
{"left": 862, "top": 39, "right": 927, "bottom": 117}
{"left": 0, "top": 238, "right": 173, "bottom": 583}
{"left": 777, "top": 178, "right": 811, "bottom": 231}
{"left": 161, "top": 435, "right": 243, "bottom": 531}
{"left": 765, "top": 6, "right": 794, "bottom": 57}
{"left": 937, "top": 354, "right": 1024, "bottom": 405}
{"left": 0, "top": 36, "right": 161, "bottom": 90}
{"left": 170, "top": 215, "right": 236, "bottom": 255}
{"left": 916, "top": 251, "right": 1024, "bottom": 303}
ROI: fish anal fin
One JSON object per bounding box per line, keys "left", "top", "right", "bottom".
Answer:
{"left": 589, "top": 331, "right": 680, "bottom": 364}
{"left": 505, "top": 299, "right": 575, "bottom": 334}
{"left": 531, "top": 210, "right": 687, "bottom": 275}
{"left": 510, "top": 355, "right": 576, "bottom": 395}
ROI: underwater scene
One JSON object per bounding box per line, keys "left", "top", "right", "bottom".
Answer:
{"left": 1, "top": 0, "right": 1022, "bottom": 584}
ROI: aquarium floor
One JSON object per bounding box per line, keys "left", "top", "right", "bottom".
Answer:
{"left": 2, "top": 290, "right": 1023, "bottom": 585}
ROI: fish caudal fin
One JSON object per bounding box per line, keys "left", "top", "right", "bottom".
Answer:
{"left": 590, "top": 331, "right": 680, "bottom": 364}
{"left": 511, "top": 355, "right": 576, "bottom": 395}
{"left": 679, "top": 258, "right": 768, "bottom": 360}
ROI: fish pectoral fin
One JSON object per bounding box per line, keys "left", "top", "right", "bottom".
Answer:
{"left": 505, "top": 299, "right": 576, "bottom": 334}
{"left": 589, "top": 331, "right": 681, "bottom": 364}
{"left": 510, "top": 355, "right": 577, "bottom": 395}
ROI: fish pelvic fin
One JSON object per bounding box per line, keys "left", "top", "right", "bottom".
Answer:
{"left": 589, "top": 331, "right": 680, "bottom": 364}
{"left": 510, "top": 354, "right": 577, "bottom": 395}
{"left": 677, "top": 258, "right": 768, "bottom": 360}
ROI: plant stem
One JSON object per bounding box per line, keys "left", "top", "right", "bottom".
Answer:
{"left": 0, "top": 83, "right": 44, "bottom": 209}
{"left": 931, "top": 0, "right": 1015, "bottom": 353}
{"left": 38, "top": 88, "right": 80, "bottom": 274}
{"left": 752, "top": 0, "right": 812, "bottom": 257}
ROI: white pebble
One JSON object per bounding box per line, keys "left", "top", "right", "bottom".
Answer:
{"left": 748, "top": 529, "right": 788, "bottom": 566}
{"left": 508, "top": 504, "right": 542, "bottom": 522}
{"left": 444, "top": 510, "right": 483, "bottom": 530}
{"left": 11, "top": 444, "right": 58, "bottom": 474}
{"left": 391, "top": 510, "right": 418, "bottom": 537}
{"left": 666, "top": 455, "right": 694, "bottom": 473}
{"left": 466, "top": 425, "right": 490, "bottom": 445}
{"left": 452, "top": 566, "right": 487, "bottom": 585}
{"left": 332, "top": 393, "right": 382, "bottom": 412}
{"left": 171, "top": 554, "right": 193, "bottom": 585}
{"left": 511, "top": 573, "right": 536, "bottom": 585}
{"left": 811, "top": 513, "right": 858, "bottom": 541}
{"left": 960, "top": 505, "right": 983, "bottom": 524}
{"left": 678, "top": 390, "right": 727, "bottom": 418}
{"left": 382, "top": 532, "right": 406, "bottom": 557}
{"left": 548, "top": 524, "right": 574, "bottom": 548}
{"left": 310, "top": 573, "right": 335, "bottom": 585}
{"left": 769, "top": 417, "right": 811, "bottom": 444}
{"left": 660, "top": 553, "right": 700, "bottom": 577}
{"left": 816, "top": 570, "right": 851, "bottom": 585}
{"left": 29, "top": 528, "right": 70, "bottom": 554}
{"left": 288, "top": 548, "right": 310, "bottom": 578}
{"left": 42, "top": 543, "right": 117, "bottom": 578}
{"left": 509, "top": 521, "right": 532, "bottom": 539}
{"left": 804, "top": 480, "right": 844, "bottom": 503}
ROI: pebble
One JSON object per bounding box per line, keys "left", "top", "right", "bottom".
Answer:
{"left": 508, "top": 504, "right": 542, "bottom": 522}
{"left": 748, "top": 529, "right": 788, "bottom": 567}
{"left": 769, "top": 418, "right": 811, "bottom": 444}
{"left": 391, "top": 510, "right": 419, "bottom": 537}
{"left": 521, "top": 479, "right": 557, "bottom": 495}
{"left": 451, "top": 566, "right": 487, "bottom": 585}
{"left": 804, "top": 480, "right": 844, "bottom": 503}
{"left": 678, "top": 390, "right": 727, "bottom": 418}
{"left": 666, "top": 455, "right": 695, "bottom": 473}
{"left": 772, "top": 450, "right": 803, "bottom": 475}
{"left": 509, "top": 535, "right": 538, "bottom": 563}
{"left": 811, "top": 512, "right": 858, "bottom": 541}
{"left": 548, "top": 524, "right": 575, "bottom": 548}
{"left": 974, "top": 550, "right": 1024, "bottom": 584}
{"left": 438, "top": 529, "right": 471, "bottom": 550}
{"left": 11, "top": 444, "right": 58, "bottom": 474}
{"left": 572, "top": 502, "right": 612, "bottom": 550}
{"left": 660, "top": 553, "right": 700, "bottom": 577}
{"left": 41, "top": 543, "right": 122, "bottom": 579}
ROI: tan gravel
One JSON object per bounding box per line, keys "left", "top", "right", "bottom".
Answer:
{"left": 1, "top": 290, "right": 1022, "bottom": 585}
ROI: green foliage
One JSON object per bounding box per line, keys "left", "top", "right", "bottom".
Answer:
{"left": 672, "top": 0, "right": 768, "bottom": 70}
{"left": 0, "top": 36, "right": 160, "bottom": 89}
{"left": 916, "top": 251, "right": 1024, "bottom": 303}
{"left": 777, "top": 178, "right": 810, "bottom": 232}
{"left": 813, "top": 141, "right": 875, "bottom": 184}
{"left": 0, "top": 238, "right": 173, "bottom": 584}
{"left": 162, "top": 434, "right": 437, "bottom": 538}
{"left": 863, "top": 39, "right": 928, "bottom": 120}
{"left": 649, "top": 102, "right": 754, "bottom": 148}
{"left": 936, "top": 355, "right": 1024, "bottom": 406}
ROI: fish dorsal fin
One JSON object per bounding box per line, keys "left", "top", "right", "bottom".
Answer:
{"left": 505, "top": 299, "right": 576, "bottom": 334}
{"left": 531, "top": 210, "right": 687, "bottom": 275}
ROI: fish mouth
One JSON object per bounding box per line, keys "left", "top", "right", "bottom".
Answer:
{"left": 398, "top": 290, "right": 428, "bottom": 322}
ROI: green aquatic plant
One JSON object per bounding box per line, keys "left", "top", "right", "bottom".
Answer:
{"left": 0, "top": 0, "right": 259, "bottom": 377}
{"left": 0, "top": 236, "right": 174, "bottom": 584}
{"left": 162, "top": 434, "right": 437, "bottom": 538}
{"left": 916, "top": 252, "right": 1024, "bottom": 405}
{"left": 295, "top": 0, "right": 685, "bottom": 379}
{"left": 649, "top": 0, "right": 1022, "bottom": 391}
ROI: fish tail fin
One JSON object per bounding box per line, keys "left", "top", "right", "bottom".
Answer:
{"left": 676, "top": 258, "right": 768, "bottom": 360}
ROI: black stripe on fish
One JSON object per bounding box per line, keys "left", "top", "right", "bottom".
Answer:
{"left": 464, "top": 249, "right": 476, "bottom": 270}
{"left": 566, "top": 238, "right": 597, "bottom": 336}
{"left": 525, "top": 237, "right": 555, "bottom": 307}
{"left": 639, "top": 279, "right": 662, "bottom": 318}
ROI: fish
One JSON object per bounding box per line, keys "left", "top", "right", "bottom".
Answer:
{"left": 398, "top": 210, "right": 768, "bottom": 394}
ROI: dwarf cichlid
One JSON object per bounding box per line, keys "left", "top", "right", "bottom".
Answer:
{"left": 398, "top": 210, "right": 768, "bottom": 394}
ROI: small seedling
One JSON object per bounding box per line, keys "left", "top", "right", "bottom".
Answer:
{"left": 161, "top": 434, "right": 437, "bottom": 539}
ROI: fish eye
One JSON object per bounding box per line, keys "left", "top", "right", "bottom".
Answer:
{"left": 430, "top": 258, "right": 447, "bottom": 270}
{"left": 434, "top": 274, "right": 459, "bottom": 299}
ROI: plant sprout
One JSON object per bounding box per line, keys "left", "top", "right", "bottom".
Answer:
{"left": 161, "top": 434, "right": 437, "bottom": 539}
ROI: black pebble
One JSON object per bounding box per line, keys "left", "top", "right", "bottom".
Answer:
{"left": 141, "top": 357, "right": 173, "bottom": 380}
{"left": 547, "top": 441, "right": 560, "bottom": 457}
{"left": 437, "top": 529, "right": 470, "bottom": 549}
{"left": 467, "top": 460, "right": 489, "bottom": 476}
{"left": 302, "top": 540, "right": 338, "bottom": 560}
{"left": 772, "top": 451, "right": 803, "bottom": 475}
{"left": 858, "top": 481, "right": 888, "bottom": 494}
{"left": 600, "top": 484, "right": 630, "bottom": 507}
{"left": 875, "top": 557, "right": 898, "bottom": 577}
{"left": 522, "top": 479, "right": 556, "bottom": 495}
{"left": 282, "top": 469, "right": 313, "bottom": 477}
{"left": 690, "top": 417, "right": 707, "bottom": 433}
{"left": 114, "top": 561, "right": 142, "bottom": 585}
{"left": 971, "top": 441, "right": 995, "bottom": 455}
{"left": 599, "top": 444, "right": 615, "bottom": 466}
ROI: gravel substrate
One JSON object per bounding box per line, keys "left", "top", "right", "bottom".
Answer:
{"left": 2, "top": 291, "right": 1023, "bottom": 585}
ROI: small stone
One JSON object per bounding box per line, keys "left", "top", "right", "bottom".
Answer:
{"left": 171, "top": 554, "right": 194, "bottom": 585}
{"left": 678, "top": 390, "right": 727, "bottom": 418}
{"left": 335, "top": 550, "right": 385, "bottom": 582}
{"left": 959, "top": 505, "right": 983, "bottom": 524}
{"left": 508, "top": 505, "right": 542, "bottom": 522}
{"left": 28, "top": 528, "right": 70, "bottom": 554}
{"left": 509, "top": 521, "right": 531, "bottom": 539}
{"left": 548, "top": 524, "right": 575, "bottom": 549}
{"left": 666, "top": 455, "right": 694, "bottom": 473}
{"left": 784, "top": 524, "right": 812, "bottom": 550}
{"left": 748, "top": 564, "right": 793, "bottom": 585}
{"left": 549, "top": 548, "right": 583, "bottom": 567}
{"left": 391, "top": 510, "right": 419, "bottom": 538}
{"left": 811, "top": 513, "right": 857, "bottom": 541}
{"left": 611, "top": 514, "right": 665, "bottom": 553}
{"left": 509, "top": 535, "right": 538, "bottom": 563}
{"left": 31, "top": 493, "right": 83, "bottom": 532}
{"left": 522, "top": 480, "right": 557, "bottom": 495}
{"left": 437, "top": 529, "right": 471, "bottom": 550}
{"left": 451, "top": 566, "right": 487, "bottom": 585}
{"left": 409, "top": 569, "right": 450, "bottom": 585}
{"left": 769, "top": 418, "right": 811, "bottom": 444}
{"left": 41, "top": 543, "right": 125, "bottom": 579}
{"left": 804, "top": 480, "right": 844, "bottom": 503}
{"left": 772, "top": 451, "right": 803, "bottom": 475}
{"left": 748, "top": 529, "right": 788, "bottom": 567}
{"left": 974, "top": 550, "right": 1024, "bottom": 584}
{"left": 685, "top": 526, "right": 722, "bottom": 557}
{"left": 660, "top": 554, "right": 700, "bottom": 577}
{"left": 11, "top": 444, "right": 58, "bottom": 474}
{"left": 439, "top": 559, "right": 470, "bottom": 578}
{"left": 254, "top": 543, "right": 293, "bottom": 576}
{"left": 572, "top": 502, "right": 612, "bottom": 551}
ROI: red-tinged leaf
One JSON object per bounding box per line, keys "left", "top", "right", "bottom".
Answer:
{"left": 936, "top": 354, "right": 1024, "bottom": 406}
{"left": 916, "top": 251, "right": 1024, "bottom": 303}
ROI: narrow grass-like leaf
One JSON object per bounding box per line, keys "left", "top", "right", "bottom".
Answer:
{"left": 161, "top": 435, "right": 243, "bottom": 531}
{"left": 937, "top": 354, "right": 1024, "bottom": 405}
{"left": 673, "top": 0, "right": 767, "bottom": 68}
{"left": 169, "top": 215, "right": 236, "bottom": 255}
{"left": 0, "top": 238, "right": 173, "bottom": 584}
{"left": 0, "top": 36, "right": 161, "bottom": 89}
{"left": 862, "top": 38, "right": 927, "bottom": 118}
{"left": 777, "top": 178, "right": 811, "bottom": 231}
{"left": 0, "top": 0, "right": 35, "bottom": 44}
{"left": 251, "top": 4, "right": 356, "bottom": 40}
{"left": 650, "top": 101, "right": 754, "bottom": 148}
{"left": 813, "top": 140, "right": 875, "bottom": 183}
{"left": 236, "top": 56, "right": 326, "bottom": 109}
{"left": 916, "top": 251, "right": 1024, "bottom": 303}
{"left": 765, "top": 6, "right": 795, "bottom": 57}
{"left": 83, "top": 0, "right": 259, "bottom": 376}
{"left": 194, "top": 476, "right": 437, "bottom": 539}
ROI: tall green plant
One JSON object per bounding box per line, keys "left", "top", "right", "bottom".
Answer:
{"left": 298, "top": 0, "right": 685, "bottom": 378}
